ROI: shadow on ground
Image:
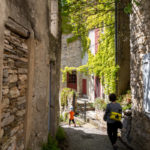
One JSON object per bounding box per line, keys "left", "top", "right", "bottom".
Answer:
{"left": 62, "top": 125, "right": 113, "bottom": 150}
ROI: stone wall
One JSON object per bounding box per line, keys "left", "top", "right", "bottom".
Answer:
{"left": 0, "top": 22, "right": 29, "bottom": 150}
{"left": 130, "top": 0, "right": 150, "bottom": 150}
{"left": 121, "top": 113, "right": 132, "bottom": 145}
{"left": 61, "top": 33, "right": 97, "bottom": 101}
{"left": 61, "top": 34, "right": 82, "bottom": 69}
{"left": 0, "top": 0, "right": 61, "bottom": 150}
{"left": 60, "top": 34, "right": 82, "bottom": 91}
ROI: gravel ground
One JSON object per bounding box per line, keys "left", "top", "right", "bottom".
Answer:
{"left": 62, "top": 123, "right": 129, "bottom": 150}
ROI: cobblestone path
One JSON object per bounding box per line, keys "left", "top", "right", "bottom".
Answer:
{"left": 62, "top": 123, "right": 129, "bottom": 150}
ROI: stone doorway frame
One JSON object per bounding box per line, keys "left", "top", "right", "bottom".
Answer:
{"left": 0, "top": 17, "right": 35, "bottom": 149}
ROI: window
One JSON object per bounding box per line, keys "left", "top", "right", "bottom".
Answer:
{"left": 68, "top": 71, "right": 76, "bottom": 83}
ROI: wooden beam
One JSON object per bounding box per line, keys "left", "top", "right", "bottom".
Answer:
{"left": 5, "top": 18, "right": 30, "bottom": 38}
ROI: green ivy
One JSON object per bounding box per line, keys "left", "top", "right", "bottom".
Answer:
{"left": 124, "top": 0, "right": 141, "bottom": 14}
{"left": 117, "top": 90, "right": 132, "bottom": 111}
{"left": 94, "top": 98, "right": 107, "bottom": 111}
{"left": 60, "top": 0, "right": 73, "bottom": 34}
{"left": 56, "top": 127, "right": 66, "bottom": 143}
{"left": 60, "top": 88, "right": 75, "bottom": 106}
{"left": 61, "top": 0, "right": 119, "bottom": 93}
{"left": 60, "top": 0, "right": 138, "bottom": 94}
{"left": 61, "top": 67, "right": 76, "bottom": 83}
{"left": 42, "top": 135, "right": 60, "bottom": 150}
{"left": 67, "top": 35, "right": 78, "bottom": 44}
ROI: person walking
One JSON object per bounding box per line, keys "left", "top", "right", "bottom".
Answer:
{"left": 104, "top": 93, "right": 122, "bottom": 150}
{"left": 69, "top": 107, "right": 76, "bottom": 127}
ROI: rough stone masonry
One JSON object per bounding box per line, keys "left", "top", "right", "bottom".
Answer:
{"left": 1, "top": 23, "right": 29, "bottom": 150}
{"left": 130, "top": 0, "right": 150, "bottom": 150}
{"left": 0, "top": 0, "right": 61, "bottom": 150}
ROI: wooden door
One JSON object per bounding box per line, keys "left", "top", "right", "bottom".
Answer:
{"left": 82, "top": 79, "right": 87, "bottom": 95}
{"left": 95, "top": 77, "right": 100, "bottom": 98}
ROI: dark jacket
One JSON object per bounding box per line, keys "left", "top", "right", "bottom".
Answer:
{"left": 103, "top": 102, "right": 122, "bottom": 123}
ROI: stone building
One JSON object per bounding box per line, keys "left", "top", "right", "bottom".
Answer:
{"left": 0, "top": 0, "right": 61, "bottom": 150}
{"left": 60, "top": 34, "right": 83, "bottom": 95}
{"left": 129, "top": 0, "right": 150, "bottom": 150}
{"left": 60, "top": 31, "right": 101, "bottom": 102}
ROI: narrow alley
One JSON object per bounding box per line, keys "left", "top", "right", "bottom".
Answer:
{"left": 0, "top": 0, "right": 150, "bottom": 150}
{"left": 62, "top": 123, "right": 129, "bottom": 150}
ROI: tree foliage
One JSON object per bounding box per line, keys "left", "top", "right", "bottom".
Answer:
{"left": 60, "top": 0, "right": 137, "bottom": 93}
{"left": 60, "top": 88, "right": 75, "bottom": 106}
{"left": 60, "top": 0, "right": 118, "bottom": 93}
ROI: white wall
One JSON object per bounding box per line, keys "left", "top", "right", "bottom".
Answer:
{"left": 82, "top": 52, "right": 88, "bottom": 65}
{"left": 88, "top": 75, "right": 95, "bottom": 102}
{"left": 89, "top": 30, "right": 95, "bottom": 55}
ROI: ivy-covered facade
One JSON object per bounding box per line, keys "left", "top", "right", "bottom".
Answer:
{"left": 61, "top": 0, "right": 119, "bottom": 95}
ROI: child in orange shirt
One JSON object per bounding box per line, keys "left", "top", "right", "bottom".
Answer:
{"left": 69, "top": 107, "right": 76, "bottom": 127}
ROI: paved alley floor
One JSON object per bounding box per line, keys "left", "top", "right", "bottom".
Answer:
{"left": 62, "top": 123, "right": 129, "bottom": 150}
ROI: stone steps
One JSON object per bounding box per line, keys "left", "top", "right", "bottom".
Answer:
{"left": 75, "top": 111, "right": 107, "bottom": 131}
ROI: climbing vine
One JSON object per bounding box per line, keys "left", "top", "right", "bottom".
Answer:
{"left": 60, "top": 0, "right": 78, "bottom": 43}
{"left": 61, "top": 65, "right": 88, "bottom": 82}
{"left": 124, "top": 0, "right": 140, "bottom": 13}
{"left": 60, "top": 0, "right": 117, "bottom": 93}
{"left": 60, "top": 88, "right": 76, "bottom": 107}
{"left": 60, "top": 0, "right": 73, "bottom": 34}
{"left": 60, "top": 0, "right": 138, "bottom": 93}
